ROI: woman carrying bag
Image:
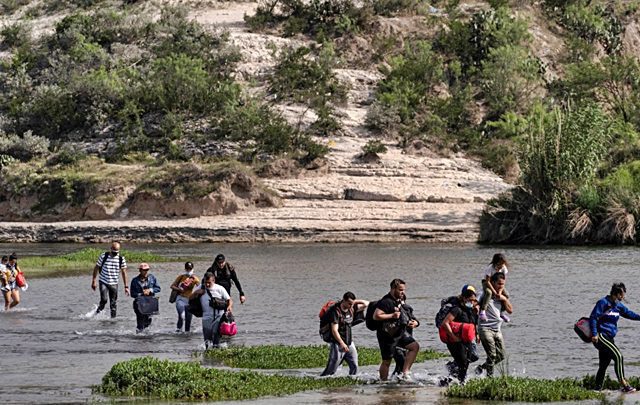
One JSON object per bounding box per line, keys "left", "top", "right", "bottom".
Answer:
{"left": 170, "top": 262, "right": 200, "bottom": 333}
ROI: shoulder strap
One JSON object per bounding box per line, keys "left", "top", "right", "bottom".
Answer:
{"left": 100, "top": 252, "right": 109, "bottom": 272}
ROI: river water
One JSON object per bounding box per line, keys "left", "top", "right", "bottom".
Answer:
{"left": 2, "top": 243, "right": 640, "bottom": 404}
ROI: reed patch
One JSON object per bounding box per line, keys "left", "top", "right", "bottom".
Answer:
{"left": 203, "top": 344, "right": 447, "bottom": 369}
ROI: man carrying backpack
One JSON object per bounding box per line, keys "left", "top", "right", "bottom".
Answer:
{"left": 319, "top": 292, "right": 368, "bottom": 376}
{"left": 440, "top": 285, "right": 479, "bottom": 384}
{"left": 373, "top": 279, "right": 420, "bottom": 381}
{"left": 91, "top": 242, "right": 128, "bottom": 318}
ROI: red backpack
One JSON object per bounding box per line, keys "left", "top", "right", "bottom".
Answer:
{"left": 319, "top": 300, "right": 336, "bottom": 319}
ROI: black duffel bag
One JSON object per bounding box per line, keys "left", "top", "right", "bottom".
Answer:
{"left": 135, "top": 296, "right": 159, "bottom": 315}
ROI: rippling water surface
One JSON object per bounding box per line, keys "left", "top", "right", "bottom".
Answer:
{"left": 2, "top": 243, "right": 640, "bottom": 404}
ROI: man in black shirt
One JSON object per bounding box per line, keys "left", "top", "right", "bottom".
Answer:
{"left": 320, "top": 292, "right": 368, "bottom": 376}
{"left": 373, "top": 279, "right": 420, "bottom": 380}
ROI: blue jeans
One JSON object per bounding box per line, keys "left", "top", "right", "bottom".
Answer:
{"left": 202, "top": 310, "right": 224, "bottom": 347}
{"left": 321, "top": 342, "right": 358, "bottom": 376}
{"left": 175, "top": 296, "right": 193, "bottom": 332}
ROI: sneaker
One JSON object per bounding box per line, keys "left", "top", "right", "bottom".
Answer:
{"left": 398, "top": 372, "right": 413, "bottom": 383}
{"left": 500, "top": 312, "right": 511, "bottom": 323}
{"left": 136, "top": 328, "right": 143, "bottom": 334}
{"left": 621, "top": 385, "right": 636, "bottom": 393}
{"left": 479, "top": 310, "right": 488, "bottom": 322}
{"left": 175, "top": 329, "right": 182, "bottom": 333}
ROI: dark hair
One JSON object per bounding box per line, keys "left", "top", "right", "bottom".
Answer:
{"left": 204, "top": 272, "right": 215, "bottom": 282}
{"left": 461, "top": 288, "right": 476, "bottom": 299}
{"left": 1, "top": 256, "right": 7, "bottom": 261}
{"left": 185, "top": 261, "right": 194, "bottom": 270}
{"left": 490, "top": 253, "right": 508, "bottom": 269}
{"left": 611, "top": 282, "right": 627, "bottom": 296}
{"left": 9, "top": 253, "right": 17, "bottom": 261}
{"left": 343, "top": 291, "right": 356, "bottom": 301}
{"left": 491, "top": 272, "right": 506, "bottom": 283}
{"left": 390, "top": 278, "right": 405, "bottom": 289}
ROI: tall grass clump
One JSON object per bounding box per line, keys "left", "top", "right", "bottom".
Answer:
{"left": 97, "top": 357, "right": 360, "bottom": 401}
{"left": 19, "top": 247, "right": 186, "bottom": 277}
{"left": 480, "top": 103, "right": 614, "bottom": 243}
{"left": 203, "top": 345, "right": 446, "bottom": 369}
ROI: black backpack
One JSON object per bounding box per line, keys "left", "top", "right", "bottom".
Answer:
{"left": 99, "top": 252, "right": 124, "bottom": 273}
{"left": 188, "top": 293, "right": 203, "bottom": 318}
{"left": 435, "top": 296, "right": 458, "bottom": 328}
{"left": 365, "top": 300, "right": 380, "bottom": 331}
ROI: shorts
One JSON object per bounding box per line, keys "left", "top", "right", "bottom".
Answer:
{"left": 1, "top": 281, "right": 16, "bottom": 292}
{"left": 377, "top": 331, "right": 416, "bottom": 361}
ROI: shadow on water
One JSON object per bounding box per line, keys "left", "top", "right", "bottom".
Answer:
{"left": 3, "top": 243, "right": 640, "bottom": 403}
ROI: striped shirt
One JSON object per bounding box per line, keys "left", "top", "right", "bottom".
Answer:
{"left": 97, "top": 253, "right": 127, "bottom": 285}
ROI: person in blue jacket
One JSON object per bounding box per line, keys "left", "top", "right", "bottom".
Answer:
{"left": 590, "top": 282, "right": 640, "bottom": 392}
{"left": 130, "top": 263, "right": 161, "bottom": 333}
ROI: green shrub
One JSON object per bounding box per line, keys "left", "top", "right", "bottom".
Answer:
{"left": 0, "top": 22, "right": 31, "bottom": 49}
{"left": 0, "top": 0, "right": 29, "bottom": 14}
{"left": 372, "top": 0, "right": 419, "bottom": 16}
{"left": 362, "top": 139, "right": 388, "bottom": 155}
{"left": 246, "top": 0, "right": 374, "bottom": 39}
{"left": 480, "top": 45, "right": 542, "bottom": 118}
{"left": 373, "top": 41, "right": 444, "bottom": 123}
{"left": 97, "top": 357, "right": 360, "bottom": 401}
{"left": 604, "top": 160, "right": 640, "bottom": 196}
{"left": 47, "top": 145, "right": 88, "bottom": 167}
{"left": 435, "top": 7, "right": 530, "bottom": 74}
{"left": 0, "top": 131, "right": 50, "bottom": 161}
{"left": 446, "top": 376, "right": 603, "bottom": 401}
{"left": 269, "top": 44, "right": 347, "bottom": 106}
{"left": 562, "top": 2, "right": 623, "bottom": 53}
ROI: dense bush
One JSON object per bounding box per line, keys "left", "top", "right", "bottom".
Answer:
{"left": 246, "top": 0, "right": 374, "bottom": 39}
{"left": 0, "top": 5, "right": 316, "bottom": 163}
{"left": 0, "top": 131, "right": 50, "bottom": 161}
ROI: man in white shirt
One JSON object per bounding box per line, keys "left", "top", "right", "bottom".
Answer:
{"left": 91, "top": 242, "right": 128, "bottom": 318}
{"left": 192, "top": 272, "right": 233, "bottom": 349}
{"left": 476, "top": 272, "right": 513, "bottom": 377}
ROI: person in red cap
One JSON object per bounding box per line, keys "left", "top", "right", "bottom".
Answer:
{"left": 130, "top": 263, "right": 161, "bottom": 333}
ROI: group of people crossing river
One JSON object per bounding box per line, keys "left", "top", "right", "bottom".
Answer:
{"left": 90, "top": 242, "right": 245, "bottom": 347}
{"left": 3, "top": 242, "right": 640, "bottom": 392}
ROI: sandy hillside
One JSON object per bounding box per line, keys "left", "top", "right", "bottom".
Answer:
{"left": 0, "top": 1, "right": 511, "bottom": 243}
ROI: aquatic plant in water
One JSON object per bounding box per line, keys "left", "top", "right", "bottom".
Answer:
{"left": 445, "top": 376, "right": 604, "bottom": 401}
{"left": 202, "top": 344, "right": 447, "bottom": 369}
{"left": 97, "top": 357, "right": 359, "bottom": 401}
{"left": 19, "top": 247, "right": 191, "bottom": 277}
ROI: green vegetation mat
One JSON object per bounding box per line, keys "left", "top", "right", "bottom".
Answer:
{"left": 97, "top": 357, "right": 359, "bottom": 401}
{"left": 203, "top": 344, "right": 447, "bottom": 369}
{"left": 19, "top": 248, "right": 186, "bottom": 277}
{"left": 445, "top": 376, "right": 604, "bottom": 402}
